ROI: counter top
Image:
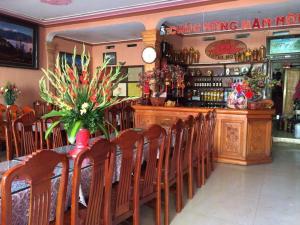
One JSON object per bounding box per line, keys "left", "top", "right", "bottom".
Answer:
{"left": 132, "top": 105, "right": 275, "bottom": 116}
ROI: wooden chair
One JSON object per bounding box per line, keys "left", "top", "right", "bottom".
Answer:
{"left": 1, "top": 150, "right": 69, "bottom": 225}
{"left": 181, "top": 115, "right": 195, "bottom": 199}
{"left": 22, "top": 106, "right": 35, "bottom": 115}
{"left": 162, "top": 119, "right": 184, "bottom": 225}
{"left": 67, "top": 138, "right": 116, "bottom": 225}
{"left": 7, "top": 105, "right": 22, "bottom": 121}
{"left": 0, "top": 104, "right": 7, "bottom": 150}
{"left": 45, "top": 117, "right": 65, "bottom": 149}
{"left": 111, "top": 129, "right": 144, "bottom": 225}
{"left": 107, "top": 105, "right": 122, "bottom": 134}
{"left": 12, "top": 112, "right": 40, "bottom": 157}
{"left": 140, "top": 125, "right": 166, "bottom": 225}
{"left": 198, "top": 113, "right": 212, "bottom": 185}
{"left": 33, "top": 100, "right": 45, "bottom": 118}
{"left": 194, "top": 113, "right": 205, "bottom": 188}
{"left": 121, "top": 104, "right": 134, "bottom": 131}
{"left": 209, "top": 110, "right": 217, "bottom": 171}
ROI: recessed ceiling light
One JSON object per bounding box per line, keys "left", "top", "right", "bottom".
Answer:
{"left": 40, "top": 0, "right": 72, "bottom": 5}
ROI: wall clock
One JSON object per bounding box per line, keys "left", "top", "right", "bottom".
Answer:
{"left": 142, "top": 47, "right": 157, "bottom": 64}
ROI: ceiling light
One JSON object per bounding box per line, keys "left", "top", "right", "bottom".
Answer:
{"left": 40, "top": 0, "right": 72, "bottom": 5}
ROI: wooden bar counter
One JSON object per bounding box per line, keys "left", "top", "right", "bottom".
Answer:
{"left": 132, "top": 105, "right": 274, "bottom": 165}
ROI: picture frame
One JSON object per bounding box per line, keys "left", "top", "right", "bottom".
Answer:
{"left": 59, "top": 52, "right": 85, "bottom": 74}
{"left": 0, "top": 14, "right": 39, "bottom": 69}
{"left": 103, "top": 52, "right": 117, "bottom": 65}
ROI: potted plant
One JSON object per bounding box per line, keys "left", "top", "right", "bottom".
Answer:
{"left": 39, "top": 46, "right": 136, "bottom": 155}
{"left": 0, "top": 82, "right": 21, "bottom": 106}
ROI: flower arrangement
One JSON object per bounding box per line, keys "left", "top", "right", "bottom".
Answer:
{"left": 39, "top": 46, "right": 136, "bottom": 142}
{"left": 138, "top": 68, "right": 165, "bottom": 97}
{"left": 227, "top": 81, "right": 253, "bottom": 109}
{"left": 138, "top": 65, "right": 185, "bottom": 98}
{"left": 0, "top": 82, "right": 21, "bottom": 105}
{"left": 232, "top": 81, "right": 254, "bottom": 99}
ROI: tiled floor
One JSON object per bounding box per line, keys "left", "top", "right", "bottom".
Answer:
{"left": 140, "top": 142, "right": 300, "bottom": 225}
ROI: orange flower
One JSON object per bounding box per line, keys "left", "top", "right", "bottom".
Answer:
{"left": 68, "top": 68, "right": 75, "bottom": 81}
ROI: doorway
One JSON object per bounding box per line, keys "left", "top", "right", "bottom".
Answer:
{"left": 271, "top": 60, "right": 300, "bottom": 141}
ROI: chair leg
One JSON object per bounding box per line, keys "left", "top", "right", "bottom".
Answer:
{"left": 188, "top": 164, "right": 194, "bottom": 199}
{"left": 156, "top": 187, "right": 161, "bottom": 225}
{"left": 164, "top": 182, "right": 170, "bottom": 225}
{"left": 210, "top": 150, "right": 215, "bottom": 171}
{"left": 196, "top": 158, "right": 201, "bottom": 188}
{"left": 176, "top": 173, "right": 183, "bottom": 212}
{"left": 201, "top": 156, "right": 206, "bottom": 185}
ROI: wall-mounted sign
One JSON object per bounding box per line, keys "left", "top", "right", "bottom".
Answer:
{"left": 205, "top": 39, "right": 247, "bottom": 60}
{"left": 163, "top": 12, "right": 300, "bottom": 35}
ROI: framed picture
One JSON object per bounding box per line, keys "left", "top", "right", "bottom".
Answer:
{"left": 0, "top": 14, "right": 38, "bottom": 69}
{"left": 103, "top": 52, "right": 117, "bottom": 65}
{"left": 59, "top": 52, "right": 86, "bottom": 74}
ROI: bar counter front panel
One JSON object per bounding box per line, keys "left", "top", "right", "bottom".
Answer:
{"left": 133, "top": 105, "right": 274, "bottom": 165}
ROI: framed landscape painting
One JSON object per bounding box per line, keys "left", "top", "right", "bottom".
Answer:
{"left": 0, "top": 14, "right": 38, "bottom": 69}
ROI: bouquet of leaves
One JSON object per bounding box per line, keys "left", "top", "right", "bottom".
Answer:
{"left": 0, "top": 82, "right": 21, "bottom": 105}
{"left": 245, "top": 71, "right": 278, "bottom": 100}
{"left": 39, "top": 46, "right": 136, "bottom": 143}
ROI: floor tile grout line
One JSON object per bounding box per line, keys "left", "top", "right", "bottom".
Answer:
{"left": 250, "top": 165, "right": 267, "bottom": 225}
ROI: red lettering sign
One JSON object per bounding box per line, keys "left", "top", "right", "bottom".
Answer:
{"left": 205, "top": 39, "right": 247, "bottom": 60}
{"left": 164, "top": 12, "right": 300, "bottom": 35}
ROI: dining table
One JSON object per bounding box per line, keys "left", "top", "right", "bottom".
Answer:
{"left": 0, "top": 129, "right": 149, "bottom": 225}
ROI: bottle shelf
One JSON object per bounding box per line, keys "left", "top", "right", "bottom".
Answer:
{"left": 186, "top": 86, "right": 231, "bottom": 89}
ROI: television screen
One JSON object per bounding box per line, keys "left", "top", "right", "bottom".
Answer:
{"left": 268, "top": 35, "right": 300, "bottom": 55}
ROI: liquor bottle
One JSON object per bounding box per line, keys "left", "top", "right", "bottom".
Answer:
{"left": 219, "top": 79, "right": 222, "bottom": 87}
{"left": 212, "top": 79, "right": 216, "bottom": 87}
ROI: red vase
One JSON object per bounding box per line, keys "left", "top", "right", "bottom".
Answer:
{"left": 69, "top": 128, "right": 90, "bottom": 158}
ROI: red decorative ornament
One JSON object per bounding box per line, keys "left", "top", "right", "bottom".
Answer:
{"left": 40, "top": 0, "right": 72, "bottom": 5}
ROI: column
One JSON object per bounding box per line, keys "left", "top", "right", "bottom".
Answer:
{"left": 141, "top": 29, "right": 161, "bottom": 71}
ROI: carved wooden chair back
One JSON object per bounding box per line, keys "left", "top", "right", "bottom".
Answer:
{"left": 182, "top": 115, "right": 195, "bottom": 199}
{"left": 12, "top": 112, "right": 39, "bottom": 157}
{"left": 140, "top": 125, "right": 166, "bottom": 225}
{"left": 22, "top": 106, "right": 35, "bottom": 115}
{"left": 0, "top": 104, "right": 6, "bottom": 123}
{"left": 165, "top": 119, "right": 184, "bottom": 183}
{"left": 121, "top": 104, "right": 134, "bottom": 131}
{"left": 141, "top": 125, "right": 166, "bottom": 198}
{"left": 45, "top": 117, "right": 64, "bottom": 149}
{"left": 33, "top": 100, "right": 45, "bottom": 118}
{"left": 163, "top": 119, "right": 185, "bottom": 223}
{"left": 1, "top": 150, "right": 69, "bottom": 225}
{"left": 111, "top": 129, "right": 144, "bottom": 225}
{"left": 0, "top": 104, "right": 7, "bottom": 140}
{"left": 7, "top": 105, "right": 22, "bottom": 121}
{"left": 71, "top": 139, "right": 115, "bottom": 225}
{"left": 201, "top": 112, "right": 213, "bottom": 181}
{"left": 194, "top": 113, "right": 205, "bottom": 187}
{"left": 209, "top": 110, "right": 217, "bottom": 170}
{"left": 182, "top": 115, "right": 195, "bottom": 171}
{"left": 107, "top": 106, "right": 122, "bottom": 134}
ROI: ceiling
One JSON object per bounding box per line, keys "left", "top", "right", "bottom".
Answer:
{"left": 0, "top": 0, "right": 212, "bottom": 24}
{"left": 54, "top": 22, "right": 145, "bottom": 44}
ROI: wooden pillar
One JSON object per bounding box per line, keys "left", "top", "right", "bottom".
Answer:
{"left": 46, "top": 42, "right": 57, "bottom": 70}
{"left": 141, "top": 29, "right": 161, "bottom": 71}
